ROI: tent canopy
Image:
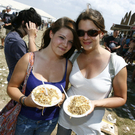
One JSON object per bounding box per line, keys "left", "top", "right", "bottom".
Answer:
{"left": 110, "top": 24, "right": 135, "bottom": 31}
{"left": 0, "top": 0, "right": 56, "bottom": 20}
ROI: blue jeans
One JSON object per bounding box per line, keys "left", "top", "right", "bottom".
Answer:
{"left": 15, "top": 114, "right": 58, "bottom": 135}
{"left": 56, "top": 124, "right": 72, "bottom": 135}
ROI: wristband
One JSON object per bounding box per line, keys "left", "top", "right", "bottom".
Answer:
{"left": 19, "top": 95, "right": 26, "bottom": 104}
{"left": 22, "top": 97, "right": 27, "bottom": 106}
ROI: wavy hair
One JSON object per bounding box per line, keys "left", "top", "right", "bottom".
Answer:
{"left": 41, "top": 17, "right": 81, "bottom": 59}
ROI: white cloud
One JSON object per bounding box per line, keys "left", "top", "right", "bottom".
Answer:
{"left": 14, "top": 0, "right": 135, "bottom": 32}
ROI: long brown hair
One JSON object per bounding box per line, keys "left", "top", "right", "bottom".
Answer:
{"left": 41, "top": 17, "right": 81, "bottom": 59}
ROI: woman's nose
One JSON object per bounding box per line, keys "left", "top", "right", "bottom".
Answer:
{"left": 83, "top": 32, "right": 89, "bottom": 39}
{"left": 63, "top": 39, "right": 68, "bottom": 47}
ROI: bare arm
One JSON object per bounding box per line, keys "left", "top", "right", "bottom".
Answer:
{"left": 92, "top": 67, "right": 127, "bottom": 108}
{"left": 4, "top": 23, "right": 11, "bottom": 26}
{"left": 7, "top": 53, "right": 29, "bottom": 102}
{"left": 26, "top": 21, "right": 38, "bottom": 52}
{"left": 104, "top": 42, "right": 111, "bottom": 52}
{"left": 7, "top": 53, "right": 39, "bottom": 108}
{"left": 111, "top": 45, "right": 121, "bottom": 50}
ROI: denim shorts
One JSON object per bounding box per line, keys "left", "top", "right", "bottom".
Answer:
{"left": 15, "top": 114, "right": 58, "bottom": 135}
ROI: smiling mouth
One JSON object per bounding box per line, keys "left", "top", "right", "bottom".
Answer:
{"left": 59, "top": 47, "right": 66, "bottom": 52}
{"left": 83, "top": 42, "right": 91, "bottom": 45}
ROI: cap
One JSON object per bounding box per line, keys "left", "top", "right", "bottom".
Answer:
{"left": 6, "top": 6, "right": 11, "bottom": 10}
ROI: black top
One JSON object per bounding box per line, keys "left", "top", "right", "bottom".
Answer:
{"left": 3, "top": 13, "right": 14, "bottom": 30}
{"left": 104, "top": 36, "right": 120, "bottom": 52}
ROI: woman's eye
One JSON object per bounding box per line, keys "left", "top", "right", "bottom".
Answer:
{"left": 69, "top": 41, "right": 73, "bottom": 45}
{"left": 59, "top": 36, "right": 64, "bottom": 39}
{"left": 70, "top": 41, "right": 73, "bottom": 44}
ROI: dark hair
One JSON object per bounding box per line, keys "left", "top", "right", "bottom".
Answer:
{"left": 76, "top": 4, "right": 107, "bottom": 33}
{"left": 114, "top": 30, "right": 119, "bottom": 32}
{"left": 41, "top": 17, "right": 81, "bottom": 59}
{"left": 11, "top": 7, "right": 41, "bottom": 29}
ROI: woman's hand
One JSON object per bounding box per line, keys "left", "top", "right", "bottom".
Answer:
{"left": 24, "top": 93, "right": 44, "bottom": 109}
{"left": 26, "top": 21, "right": 38, "bottom": 39}
{"left": 57, "top": 93, "right": 66, "bottom": 107}
{"left": 26, "top": 21, "right": 37, "bottom": 52}
{"left": 86, "top": 100, "right": 95, "bottom": 116}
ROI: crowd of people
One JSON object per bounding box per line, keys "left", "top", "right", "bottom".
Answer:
{"left": 0, "top": 6, "right": 47, "bottom": 49}
{"left": 103, "top": 30, "right": 135, "bottom": 65}
{"left": 103, "top": 29, "right": 135, "bottom": 83}
{"left": 1, "top": 3, "right": 135, "bottom": 135}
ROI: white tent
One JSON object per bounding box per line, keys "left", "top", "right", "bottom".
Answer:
{"left": 0, "top": 0, "right": 56, "bottom": 20}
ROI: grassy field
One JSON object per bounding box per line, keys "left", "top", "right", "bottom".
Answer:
{"left": 0, "top": 29, "right": 135, "bottom": 135}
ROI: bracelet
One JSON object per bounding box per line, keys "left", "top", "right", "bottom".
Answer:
{"left": 22, "top": 97, "right": 27, "bottom": 106}
{"left": 19, "top": 95, "right": 26, "bottom": 104}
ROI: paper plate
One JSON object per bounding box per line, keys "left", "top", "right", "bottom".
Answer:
{"left": 31, "top": 84, "right": 62, "bottom": 107}
{"left": 63, "top": 95, "right": 92, "bottom": 118}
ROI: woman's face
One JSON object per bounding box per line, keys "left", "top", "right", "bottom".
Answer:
{"left": 78, "top": 20, "right": 102, "bottom": 52}
{"left": 50, "top": 27, "right": 73, "bottom": 56}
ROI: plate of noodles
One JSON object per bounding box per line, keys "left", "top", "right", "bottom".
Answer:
{"left": 63, "top": 95, "right": 92, "bottom": 118}
{"left": 31, "top": 84, "right": 62, "bottom": 107}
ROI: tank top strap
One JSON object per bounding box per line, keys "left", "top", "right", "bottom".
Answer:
{"left": 63, "top": 58, "right": 68, "bottom": 81}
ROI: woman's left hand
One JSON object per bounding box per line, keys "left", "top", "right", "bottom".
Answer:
{"left": 86, "top": 100, "right": 95, "bottom": 116}
{"left": 57, "top": 93, "right": 66, "bottom": 107}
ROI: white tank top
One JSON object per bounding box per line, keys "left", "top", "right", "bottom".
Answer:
{"left": 58, "top": 54, "right": 127, "bottom": 135}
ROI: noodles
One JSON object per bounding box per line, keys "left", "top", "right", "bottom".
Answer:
{"left": 68, "top": 96, "right": 90, "bottom": 115}
{"left": 33, "top": 86, "right": 60, "bottom": 106}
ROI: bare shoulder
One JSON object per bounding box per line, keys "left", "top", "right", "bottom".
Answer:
{"left": 15, "top": 53, "right": 30, "bottom": 71}
{"left": 18, "top": 53, "right": 30, "bottom": 63}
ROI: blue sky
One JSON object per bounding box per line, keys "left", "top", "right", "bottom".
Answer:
{"left": 11, "top": 0, "right": 135, "bottom": 33}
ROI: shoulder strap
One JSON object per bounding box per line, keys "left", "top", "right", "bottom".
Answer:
{"left": 70, "top": 51, "right": 81, "bottom": 64}
{"left": 108, "top": 53, "right": 115, "bottom": 97}
{"left": 109, "top": 53, "right": 115, "bottom": 81}
{"left": 21, "top": 52, "right": 34, "bottom": 94}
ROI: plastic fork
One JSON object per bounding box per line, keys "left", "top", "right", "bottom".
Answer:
{"left": 61, "top": 85, "right": 68, "bottom": 99}
{"left": 41, "top": 76, "right": 48, "bottom": 96}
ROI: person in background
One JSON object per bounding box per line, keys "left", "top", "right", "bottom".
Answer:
{"left": 7, "top": 17, "right": 81, "bottom": 135}
{"left": 121, "top": 35, "right": 131, "bottom": 57}
{"left": 4, "top": 7, "right": 41, "bottom": 82}
{"left": 0, "top": 9, "right": 6, "bottom": 49}
{"left": 2, "top": 6, "right": 14, "bottom": 35}
{"left": 104, "top": 29, "right": 120, "bottom": 53}
{"left": 57, "top": 4, "right": 127, "bottom": 135}
{"left": 124, "top": 35, "right": 135, "bottom": 64}
{"left": 41, "top": 20, "right": 44, "bottom": 30}
{"left": 118, "top": 34, "right": 126, "bottom": 56}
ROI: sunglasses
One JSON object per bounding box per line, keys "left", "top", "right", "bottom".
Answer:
{"left": 77, "top": 29, "right": 100, "bottom": 37}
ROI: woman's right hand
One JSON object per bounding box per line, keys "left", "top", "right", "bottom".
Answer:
{"left": 26, "top": 21, "right": 37, "bottom": 52}
{"left": 24, "top": 93, "right": 45, "bottom": 109}
{"left": 26, "top": 21, "right": 38, "bottom": 39}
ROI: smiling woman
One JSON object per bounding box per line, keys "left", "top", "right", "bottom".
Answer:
{"left": 6, "top": 17, "right": 81, "bottom": 135}
{"left": 57, "top": 4, "right": 127, "bottom": 135}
